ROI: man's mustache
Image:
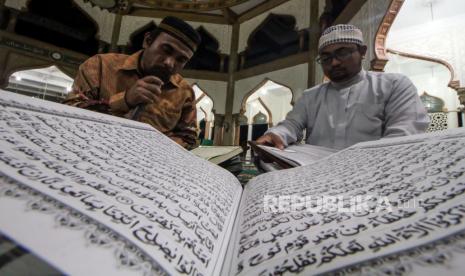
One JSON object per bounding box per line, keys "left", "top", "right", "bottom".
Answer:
{"left": 145, "top": 66, "right": 172, "bottom": 82}
{"left": 329, "top": 67, "right": 346, "bottom": 74}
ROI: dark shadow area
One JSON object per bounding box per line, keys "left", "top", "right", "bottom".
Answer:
{"left": 14, "top": 0, "right": 98, "bottom": 56}
{"left": 319, "top": 0, "right": 352, "bottom": 33}
{"left": 185, "top": 26, "right": 228, "bottom": 72}
{"left": 240, "top": 13, "right": 308, "bottom": 69}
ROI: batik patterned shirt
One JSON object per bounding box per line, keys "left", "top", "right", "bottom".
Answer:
{"left": 63, "top": 50, "right": 199, "bottom": 149}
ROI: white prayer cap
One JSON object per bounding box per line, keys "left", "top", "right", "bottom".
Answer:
{"left": 318, "top": 24, "right": 364, "bottom": 52}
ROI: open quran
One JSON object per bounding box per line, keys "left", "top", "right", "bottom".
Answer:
{"left": 1, "top": 90, "right": 465, "bottom": 275}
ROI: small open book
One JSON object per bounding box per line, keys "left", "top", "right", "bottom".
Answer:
{"left": 191, "top": 146, "right": 242, "bottom": 165}
{"left": 249, "top": 141, "right": 338, "bottom": 169}
{"left": 1, "top": 90, "right": 465, "bottom": 275}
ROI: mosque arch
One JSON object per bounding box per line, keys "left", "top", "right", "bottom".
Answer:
{"left": 236, "top": 78, "right": 293, "bottom": 152}
{"left": 4, "top": 62, "right": 75, "bottom": 87}
{"left": 192, "top": 83, "right": 215, "bottom": 142}
{"left": 6, "top": 65, "right": 74, "bottom": 102}
{"left": 386, "top": 49, "right": 459, "bottom": 91}
{"left": 192, "top": 83, "right": 215, "bottom": 112}
{"left": 240, "top": 78, "right": 295, "bottom": 116}
{"left": 373, "top": 0, "right": 465, "bottom": 126}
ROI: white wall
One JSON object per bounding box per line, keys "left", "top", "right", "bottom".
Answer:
{"left": 387, "top": 14, "right": 465, "bottom": 87}
{"left": 118, "top": 16, "right": 157, "bottom": 46}
{"left": 349, "top": 0, "right": 391, "bottom": 70}
{"left": 384, "top": 1, "right": 465, "bottom": 128}
{"left": 5, "top": 0, "right": 27, "bottom": 10}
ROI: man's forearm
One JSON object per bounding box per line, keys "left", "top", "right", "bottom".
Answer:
{"left": 62, "top": 89, "right": 110, "bottom": 113}
{"left": 168, "top": 131, "right": 199, "bottom": 150}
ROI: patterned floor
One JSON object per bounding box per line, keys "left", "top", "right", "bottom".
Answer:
{"left": 236, "top": 159, "right": 260, "bottom": 185}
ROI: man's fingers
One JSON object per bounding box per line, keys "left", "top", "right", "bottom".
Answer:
{"left": 142, "top": 83, "right": 162, "bottom": 95}
{"left": 139, "top": 94, "right": 154, "bottom": 104}
{"left": 271, "top": 134, "right": 285, "bottom": 150}
{"left": 256, "top": 135, "right": 271, "bottom": 145}
{"left": 256, "top": 133, "right": 284, "bottom": 149}
{"left": 136, "top": 88, "right": 156, "bottom": 104}
{"left": 142, "top": 75, "right": 164, "bottom": 86}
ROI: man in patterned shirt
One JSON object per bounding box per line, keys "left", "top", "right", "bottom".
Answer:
{"left": 63, "top": 16, "right": 201, "bottom": 149}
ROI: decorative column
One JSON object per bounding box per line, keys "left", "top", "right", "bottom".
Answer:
{"left": 458, "top": 88, "right": 465, "bottom": 108}
{"left": 232, "top": 113, "right": 242, "bottom": 146}
{"left": 204, "top": 120, "right": 211, "bottom": 141}
{"left": 307, "top": 0, "right": 320, "bottom": 88}
{"left": 110, "top": 13, "right": 123, "bottom": 53}
{"left": 6, "top": 9, "right": 19, "bottom": 33}
{"left": 223, "top": 21, "right": 240, "bottom": 145}
{"left": 212, "top": 114, "right": 225, "bottom": 145}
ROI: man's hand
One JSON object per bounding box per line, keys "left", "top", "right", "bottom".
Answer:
{"left": 256, "top": 133, "right": 285, "bottom": 150}
{"left": 125, "top": 76, "right": 164, "bottom": 108}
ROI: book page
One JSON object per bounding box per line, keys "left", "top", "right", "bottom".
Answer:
{"left": 226, "top": 128, "right": 465, "bottom": 275}
{"left": 258, "top": 144, "right": 337, "bottom": 166}
{"left": 0, "top": 91, "right": 242, "bottom": 276}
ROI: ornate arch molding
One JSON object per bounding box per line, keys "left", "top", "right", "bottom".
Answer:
{"left": 386, "top": 48, "right": 461, "bottom": 92}
{"left": 1, "top": 58, "right": 76, "bottom": 89}
{"left": 6, "top": 64, "right": 75, "bottom": 80}
{"left": 199, "top": 106, "right": 208, "bottom": 121}
{"left": 239, "top": 78, "right": 295, "bottom": 115}
{"left": 192, "top": 82, "right": 216, "bottom": 115}
{"left": 370, "top": 0, "right": 404, "bottom": 72}
{"left": 257, "top": 97, "right": 273, "bottom": 127}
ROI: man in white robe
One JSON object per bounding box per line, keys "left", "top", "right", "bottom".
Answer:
{"left": 257, "top": 24, "right": 429, "bottom": 150}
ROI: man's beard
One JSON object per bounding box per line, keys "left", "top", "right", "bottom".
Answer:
{"left": 328, "top": 67, "right": 349, "bottom": 82}
{"left": 145, "top": 66, "right": 172, "bottom": 83}
{"left": 328, "top": 61, "right": 363, "bottom": 82}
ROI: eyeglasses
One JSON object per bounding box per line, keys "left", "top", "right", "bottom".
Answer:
{"left": 316, "top": 47, "right": 358, "bottom": 65}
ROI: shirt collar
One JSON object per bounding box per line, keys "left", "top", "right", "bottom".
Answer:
{"left": 120, "top": 50, "right": 141, "bottom": 72}
{"left": 330, "top": 69, "right": 366, "bottom": 90}
{"left": 119, "top": 50, "right": 182, "bottom": 88}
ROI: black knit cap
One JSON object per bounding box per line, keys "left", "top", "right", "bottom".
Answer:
{"left": 158, "top": 16, "right": 201, "bottom": 51}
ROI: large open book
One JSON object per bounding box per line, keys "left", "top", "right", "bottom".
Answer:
{"left": 2, "top": 90, "right": 465, "bottom": 275}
